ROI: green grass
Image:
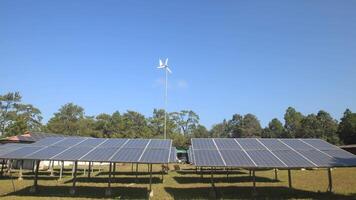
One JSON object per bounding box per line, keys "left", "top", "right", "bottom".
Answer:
{"left": 1, "top": 164, "right": 356, "bottom": 199}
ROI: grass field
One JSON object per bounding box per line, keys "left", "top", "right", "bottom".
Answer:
{"left": 0, "top": 163, "right": 356, "bottom": 199}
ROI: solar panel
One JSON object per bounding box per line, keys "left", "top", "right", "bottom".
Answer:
{"left": 192, "top": 138, "right": 215, "bottom": 150}
{"left": 169, "top": 147, "right": 177, "bottom": 163}
{"left": 140, "top": 149, "right": 170, "bottom": 163}
{"left": 110, "top": 148, "right": 145, "bottom": 162}
{"left": 193, "top": 150, "right": 225, "bottom": 166}
{"left": 190, "top": 138, "right": 356, "bottom": 168}
{"left": 220, "top": 150, "right": 255, "bottom": 167}
{"left": 214, "top": 138, "right": 241, "bottom": 150}
{"left": 0, "top": 137, "right": 172, "bottom": 164}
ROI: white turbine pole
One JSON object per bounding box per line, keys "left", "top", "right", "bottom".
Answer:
{"left": 164, "top": 66, "right": 168, "bottom": 140}
{"left": 157, "top": 58, "right": 171, "bottom": 140}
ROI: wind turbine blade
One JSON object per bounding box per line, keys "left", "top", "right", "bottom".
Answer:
{"left": 159, "top": 59, "right": 163, "bottom": 66}
{"left": 166, "top": 67, "right": 172, "bottom": 74}
{"left": 157, "top": 66, "right": 165, "bottom": 69}
{"left": 165, "top": 58, "right": 169, "bottom": 65}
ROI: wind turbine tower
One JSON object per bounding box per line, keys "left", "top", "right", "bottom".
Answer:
{"left": 157, "top": 58, "right": 172, "bottom": 139}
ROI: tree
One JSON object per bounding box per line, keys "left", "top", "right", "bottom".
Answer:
{"left": 228, "top": 114, "right": 262, "bottom": 138}
{"left": 148, "top": 109, "right": 177, "bottom": 138}
{"left": 316, "top": 110, "right": 339, "bottom": 144}
{"left": 210, "top": 120, "right": 230, "bottom": 138}
{"left": 192, "top": 125, "right": 210, "bottom": 138}
{"left": 121, "top": 111, "right": 152, "bottom": 138}
{"left": 262, "top": 118, "right": 284, "bottom": 138}
{"left": 46, "top": 103, "right": 84, "bottom": 135}
{"left": 0, "top": 92, "right": 42, "bottom": 136}
{"left": 171, "top": 110, "right": 199, "bottom": 136}
{"left": 284, "top": 107, "right": 304, "bottom": 138}
{"left": 338, "top": 109, "right": 356, "bottom": 145}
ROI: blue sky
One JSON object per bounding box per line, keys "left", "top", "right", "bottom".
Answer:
{"left": 1, "top": 0, "right": 356, "bottom": 128}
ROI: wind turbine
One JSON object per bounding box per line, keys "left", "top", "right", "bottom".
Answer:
{"left": 157, "top": 58, "right": 172, "bottom": 139}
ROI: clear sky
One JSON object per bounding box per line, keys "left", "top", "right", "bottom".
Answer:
{"left": 1, "top": 0, "right": 356, "bottom": 128}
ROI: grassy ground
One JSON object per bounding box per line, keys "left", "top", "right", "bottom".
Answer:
{"left": 0, "top": 163, "right": 356, "bottom": 199}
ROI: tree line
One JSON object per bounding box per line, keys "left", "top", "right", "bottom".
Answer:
{"left": 1, "top": 92, "right": 356, "bottom": 148}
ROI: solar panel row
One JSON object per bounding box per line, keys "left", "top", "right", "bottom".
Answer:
{"left": 0, "top": 137, "right": 173, "bottom": 164}
{"left": 191, "top": 138, "right": 356, "bottom": 168}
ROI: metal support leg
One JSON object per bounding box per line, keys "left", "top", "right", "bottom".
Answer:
{"left": 135, "top": 163, "right": 138, "bottom": 182}
{"left": 59, "top": 161, "right": 64, "bottom": 180}
{"left": 1, "top": 161, "right": 4, "bottom": 176}
{"left": 274, "top": 168, "right": 278, "bottom": 181}
{"left": 252, "top": 170, "right": 256, "bottom": 194}
{"left": 328, "top": 168, "right": 332, "bottom": 192}
{"left": 30, "top": 160, "right": 41, "bottom": 193}
{"left": 50, "top": 160, "right": 54, "bottom": 176}
{"left": 113, "top": 163, "right": 116, "bottom": 178}
{"left": 71, "top": 161, "right": 75, "bottom": 178}
{"left": 209, "top": 167, "right": 216, "bottom": 198}
{"left": 226, "top": 167, "right": 229, "bottom": 181}
{"left": 200, "top": 167, "right": 203, "bottom": 179}
{"left": 88, "top": 162, "right": 91, "bottom": 178}
{"left": 288, "top": 169, "right": 292, "bottom": 189}
{"left": 18, "top": 160, "right": 23, "bottom": 180}
{"left": 69, "top": 161, "right": 78, "bottom": 195}
{"left": 131, "top": 163, "right": 134, "bottom": 173}
{"left": 105, "top": 162, "right": 112, "bottom": 196}
{"left": 148, "top": 164, "right": 153, "bottom": 198}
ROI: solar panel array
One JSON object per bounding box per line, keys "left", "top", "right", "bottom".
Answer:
{"left": 191, "top": 138, "right": 356, "bottom": 168}
{"left": 0, "top": 137, "right": 173, "bottom": 164}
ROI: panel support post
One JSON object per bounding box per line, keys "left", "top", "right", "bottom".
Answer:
{"left": 226, "top": 167, "right": 229, "bottom": 181}
{"left": 135, "top": 163, "right": 139, "bottom": 182}
{"left": 148, "top": 164, "right": 153, "bottom": 198}
{"left": 252, "top": 170, "right": 256, "bottom": 195}
{"left": 328, "top": 168, "right": 332, "bottom": 192}
{"left": 161, "top": 164, "right": 164, "bottom": 183}
{"left": 288, "top": 169, "right": 292, "bottom": 189}
{"left": 1, "top": 161, "right": 4, "bottom": 176}
{"left": 30, "top": 160, "right": 41, "bottom": 193}
{"left": 274, "top": 168, "right": 278, "bottom": 181}
{"left": 209, "top": 167, "right": 217, "bottom": 198}
{"left": 69, "top": 161, "right": 78, "bottom": 195}
{"left": 59, "top": 161, "right": 64, "bottom": 180}
{"left": 113, "top": 162, "right": 116, "bottom": 178}
{"left": 105, "top": 162, "right": 112, "bottom": 196}
{"left": 71, "top": 161, "right": 75, "bottom": 178}
{"left": 88, "top": 162, "right": 91, "bottom": 178}
{"left": 18, "top": 160, "right": 23, "bottom": 180}
{"left": 200, "top": 167, "right": 203, "bottom": 179}
{"left": 131, "top": 163, "right": 134, "bottom": 173}
{"left": 50, "top": 160, "right": 54, "bottom": 177}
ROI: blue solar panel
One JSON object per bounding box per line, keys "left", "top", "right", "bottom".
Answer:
{"left": 110, "top": 148, "right": 145, "bottom": 162}
{"left": 79, "top": 148, "right": 119, "bottom": 162}
{"left": 0, "top": 144, "right": 26, "bottom": 157}
{"left": 98, "top": 139, "right": 128, "bottom": 148}
{"left": 140, "top": 149, "right": 170, "bottom": 163}
{"left": 26, "top": 146, "right": 67, "bottom": 160}
{"left": 76, "top": 138, "right": 107, "bottom": 147}
{"left": 1, "top": 146, "right": 43, "bottom": 159}
{"left": 237, "top": 138, "right": 265, "bottom": 150}
{"left": 192, "top": 138, "right": 216, "bottom": 149}
{"left": 52, "top": 147, "right": 92, "bottom": 161}
{"left": 214, "top": 138, "right": 241, "bottom": 150}
{"left": 123, "top": 139, "right": 149, "bottom": 148}
{"left": 259, "top": 139, "right": 290, "bottom": 150}
{"left": 321, "top": 150, "right": 356, "bottom": 166}
{"left": 296, "top": 150, "right": 337, "bottom": 167}
{"left": 147, "top": 139, "right": 171, "bottom": 149}
{"left": 280, "top": 139, "right": 314, "bottom": 150}
{"left": 220, "top": 150, "right": 255, "bottom": 167}
{"left": 193, "top": 150, "right": 225, "bottom": 166}
{"left": 32, "top": 137, "right": 66, "bottom": 146}
{"left": 246, "top": 150, "right": 286, "bottom": 167}
{"left": 52, "top": 138, "right": 86, "bottom": 147}
{"left": 272, "top": 150, "right": 315, "bottom": 168}
{"left": 169, "top": 147, "right": 177, "bottom": 163}
{"left": 301, "top": 139, "right": 339, "bottom": 150}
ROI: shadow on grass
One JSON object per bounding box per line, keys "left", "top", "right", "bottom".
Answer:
{"left": 174, "top": 175, "right": 278, "bottom": 184}
{"left": 165, "top": 186, "right": 356, "bottom": 200}
{"left": 1, "top": 185, "right": 148, "bottom": 199}
{"left": 96, "top": 171, "right": 164, "bottom": 176}
{"left": 64, "top": 176, "right": 162, "bottom": 184}
{"left": 177, "top": 169, "right": 247, "bottom": 175}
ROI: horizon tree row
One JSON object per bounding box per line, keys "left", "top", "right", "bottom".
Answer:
{"left": 1, "top": 92, "right": 355, "bottom": 147}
